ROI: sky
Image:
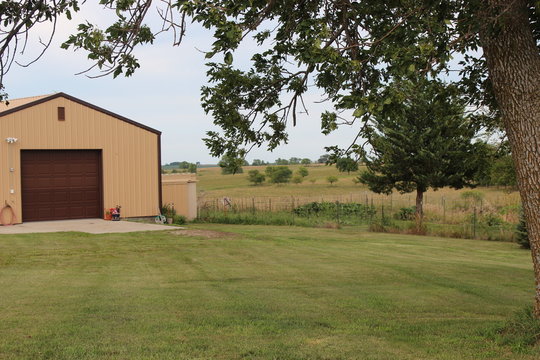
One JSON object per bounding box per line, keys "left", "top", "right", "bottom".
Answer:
{"left": 2, "top": 2, "right": 356, "bottom": 165}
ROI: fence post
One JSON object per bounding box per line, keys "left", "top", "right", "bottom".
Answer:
{"left": 443, "top": 198, "right": 446, "bottom": 223}
{"left": 472, "top": 206, "right": 477, "bottom": 239}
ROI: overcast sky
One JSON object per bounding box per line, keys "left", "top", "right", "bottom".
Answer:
{"left": 3, "top": 3, "right": 359, "bottom": 164}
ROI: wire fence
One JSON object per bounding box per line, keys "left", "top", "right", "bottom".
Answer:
{"left": 197, "top": 192, "right": 520, "bottom": 241}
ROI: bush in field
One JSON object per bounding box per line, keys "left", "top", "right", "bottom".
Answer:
{"left": 247, "top": 169, "right": 265, "bottom": 185}
{"left": 296, "top": 166, "right": 309, "bottom": 178}
{"left": 292, "top": 175, "right": 303, "bottom": 184}
{"left": 309, "top": 178, "right": 317, "bottom": 184}
{"left": 265, "top": 166, "right": 292, "bottom": 184}
{"left": 327, "top": 175, "right": 338, "bottom": 185}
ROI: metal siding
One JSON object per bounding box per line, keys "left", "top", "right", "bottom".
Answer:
{"left": 0, "top": 97, "right": 159, "bottom": 223}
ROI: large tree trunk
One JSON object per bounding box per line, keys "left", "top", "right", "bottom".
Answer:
{"left": 479, "top": 0, "right": 540, "bottom": 317}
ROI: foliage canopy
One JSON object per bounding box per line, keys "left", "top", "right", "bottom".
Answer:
{"left": 359, "top": 79, "right": 487, "bottom": 194}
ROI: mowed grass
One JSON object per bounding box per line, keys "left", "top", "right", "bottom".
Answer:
{"left": 0, "top": 225, "right": 537, "bottom": 359}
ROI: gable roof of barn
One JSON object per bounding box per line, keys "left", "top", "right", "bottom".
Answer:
{"left": 0, "top": 92, "right": 161, "bottom": 135}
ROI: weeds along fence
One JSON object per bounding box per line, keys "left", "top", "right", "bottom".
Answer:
{"left": 196, "top": 192, "right": 521, "bottom": 241}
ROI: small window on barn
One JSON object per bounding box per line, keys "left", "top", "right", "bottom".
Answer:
{"left": 58, "top": 107, "right": 65, "bottom": 121}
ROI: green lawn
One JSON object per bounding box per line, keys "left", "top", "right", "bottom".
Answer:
{"left": 0, "top": 225, "right": 537, "bottom": 359}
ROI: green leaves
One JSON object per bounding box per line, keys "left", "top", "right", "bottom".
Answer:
{"left": 359, "top": 78, "right": 487, "bottom": 198}
{"left": 224, "top": 52, "right": 233, "bottom": 65}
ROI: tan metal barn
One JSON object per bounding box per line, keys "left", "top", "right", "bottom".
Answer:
{"left": 0, "top": 93, "right": 162, "bottom": 224}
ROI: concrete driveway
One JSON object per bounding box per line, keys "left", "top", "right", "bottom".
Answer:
{"left": 0, "top": 219, "right": 175, "bottom": 234}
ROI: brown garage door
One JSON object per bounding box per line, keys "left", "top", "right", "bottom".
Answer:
{"left": 21, "top": 150, "right": 102, "bottom": 222}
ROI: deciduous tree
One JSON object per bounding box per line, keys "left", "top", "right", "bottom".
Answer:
{"left": 218, "top": 154, "right": 244, "bottom": 175}
{"left": 265, "top": 166, "right": 292, "bottom": 184}
{"left": 247, "top": 169, "right": 265, "bottom": 185}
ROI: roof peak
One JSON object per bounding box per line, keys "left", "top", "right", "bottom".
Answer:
{"left": 0, "top": 92, "right": 161, "bottom": 135}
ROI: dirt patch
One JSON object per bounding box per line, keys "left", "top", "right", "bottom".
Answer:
{"left": 170, "top": 229, "right": 237, "bottom": 239}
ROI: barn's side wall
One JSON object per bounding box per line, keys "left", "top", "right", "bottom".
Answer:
{"left": 0, "top": 97, "right": 159, "bottom": 223}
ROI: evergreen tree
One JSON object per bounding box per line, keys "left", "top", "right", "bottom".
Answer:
{"left": 359, "top": 79, "right": 488, "bottom": 223}
{"left": 517, "top": 208, "right": 530, "bottom": 249}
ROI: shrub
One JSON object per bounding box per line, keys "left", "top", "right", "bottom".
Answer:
{"left": 297, "top": 166, "right": 309, "bottom": 177}
{"left": 327, "top": 175, "right": 338, "bottom": 185}
{"left": 173, "top": 214, "right": 186, "bottom": 225}
{"left": 395, "top": 206, "right": 415, "bottom": 220}
{"left": 492, "top": 307, "right": 540, "bottom": 352}
{"left": 368, "top": 215, "right": 394, "bottom": 233}
{"left": 195, "top": 210, "right": 315, "bottom": 227}
{"left": 265, "top": 166, "right": 292, "bottom": 184}
{"left": 516, "top": 209, "right": 530, "bottom": 249}
{"left": 247, "top": 169, "right": 266, "bottom": 185}
{"left": 292, "top": 175, "right": 303, "bottom": 184}
{"left": 293, "top": 202, "right": 376, "bottom": 219}
{"left": 481, "top": 213, "right": 504, "bottom": 227}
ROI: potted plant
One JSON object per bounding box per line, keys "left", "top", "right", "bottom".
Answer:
{"left": 104, "top": 209, "right": 112, "bottom": 220}
{"left": 111, "top": 205, "right": 121, "bottom": 221}
{"left": 161, "top": 203, "right": 176, "bottom": 224}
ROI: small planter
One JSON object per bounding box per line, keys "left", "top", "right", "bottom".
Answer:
{"left": 167, "top": 217, "right": 173, "bottom": 224}
{"left": 108, "top": 205, "right": 122, "bottom": 221}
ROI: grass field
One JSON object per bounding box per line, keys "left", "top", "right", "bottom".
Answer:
{"left": 196, "top": 164, "right": 520, "bottom": 207}
{"left": 196, "top": 164, "right": 519, "bottom": 201}
{"left": 195, "top": 164, "right": 521, "bottom": 234}
{"left": 1, "top": 225, "right": 537, "bottom": 359}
